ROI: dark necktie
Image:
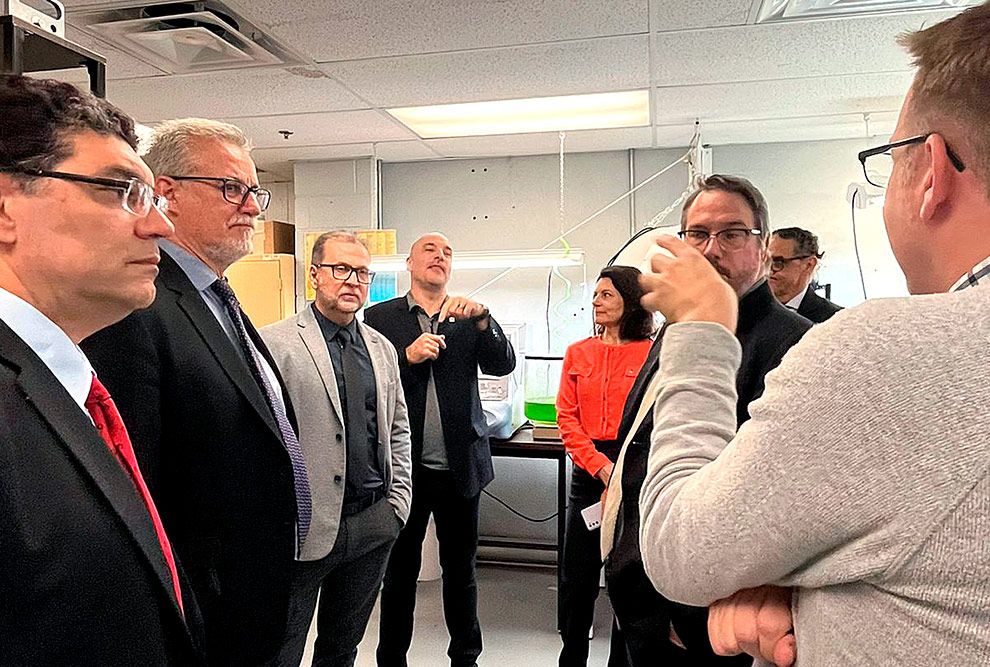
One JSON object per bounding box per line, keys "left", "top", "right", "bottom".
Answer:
{"left": 210, "top": 278, "right": 312, "bottom": 550}
{"left": 86, "top": 375, "right": 184, "bottom": 615}
{"left": 336, "top": 327, "right": 371, "bottom": 496}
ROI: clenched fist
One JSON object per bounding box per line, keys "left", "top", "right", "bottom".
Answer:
{"left": 406, "top": 332, "right": 446, "bottom": 364}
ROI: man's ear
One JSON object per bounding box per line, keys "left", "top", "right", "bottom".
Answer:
{"left": 156, "top": 175, "right": 178, "bottom": 215}
{"left": 0, "top": 175, "right": 22, "bottom": 245}
{"left": 919, "top": 134, "right": 953, "bottom": 225}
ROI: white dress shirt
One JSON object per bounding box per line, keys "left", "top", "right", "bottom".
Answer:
{"left": 785, "top": 284, "right": 809, "bottom": 310}
{"left": 0, "top": 286, "right": 93, "bottom": 414}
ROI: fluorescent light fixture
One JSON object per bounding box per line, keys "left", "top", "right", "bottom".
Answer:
{"left": 370, "top": 249, "right": 584, "bottom": 273}
{"left": 386, "top": 91, "right": 650, "bottom": 138}
{"left": 757, "top": 0, "right": 980, "bottom": 22}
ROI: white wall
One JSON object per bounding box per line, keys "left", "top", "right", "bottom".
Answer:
{"left": 291, "top": 139, "right": 910, "bottom": 549}
{"left": 382, "top": 149, "right": 691, "bottom": 356}
{"left": 714, "top": 137, "right": 907, "bottom": 305}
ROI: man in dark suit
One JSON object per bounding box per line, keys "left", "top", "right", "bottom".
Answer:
{"left": 82, "top": 119, "right": 307, "bottom": 666}
{"left": 365, "top": 232, "right": 515, "bottom": 667}
{"left": 262, "top": 231, "right": 413, "bottom": 667}
{"left": 0, "top": 75, "right": 202, "bottom": 665}
{"left": 769, "top": 227, "right": 843, "bottom": 323}
{"left": 601, "top": 175, "right": 811, "bottom": 666}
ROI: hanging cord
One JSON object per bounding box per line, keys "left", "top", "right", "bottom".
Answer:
{"left": 850, "top": 188, "right": 869, "bottom": 300}
{"left": 547, "top": 131, "right": 574, "bottom": 351}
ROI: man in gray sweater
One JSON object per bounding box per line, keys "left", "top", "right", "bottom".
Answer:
{"left": 637, "top": 4, "right": 990, "bottom": 666}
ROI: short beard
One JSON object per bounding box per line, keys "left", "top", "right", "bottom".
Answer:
{"left": 205, "top": 235, "right": 253, "bottom": 274}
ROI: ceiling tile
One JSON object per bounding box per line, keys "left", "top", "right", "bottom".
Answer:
{"left": 248, "top": 0, "right": 647, "bottom": 62}
{"left": 215, "top": 110, "right": 417, "bottom": 149}
{"left": 107, "top": 67, "right": 367, "bottom": 122}
{"left": 653, "top": 9, "right": 959, "bottom": 86}
{"left": 323, "top": 35, "right": 650, "bottom": 108}
{"left": 655, "top": 71, "right": 913, "bottom": 125}
{"left": 699, "top": 111, "right": 900, "bottom": 146}
{"left": 63, "top": 25, "right": 165, "bottom": 79}
{"left": 426, "top": 126, "right": 654, "bottom": 159}
{"left": 653, "top": 0, "right": 754, "bottom": 31}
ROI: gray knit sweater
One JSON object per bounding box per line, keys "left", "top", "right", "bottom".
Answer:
{"left": 639, "top": 287, "right": 990, "bottom": 666}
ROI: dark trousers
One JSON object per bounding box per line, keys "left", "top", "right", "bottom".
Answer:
{"left": 376, "top": 465, "right": 481, "bottom": 667}
{"left": 558, "top": 464, "right": 608, "bottom": 667}
{"left": 275, "top": 498, "right": 401, "bottom": 667}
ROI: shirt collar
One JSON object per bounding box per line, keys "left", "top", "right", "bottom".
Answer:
{"left": 159, "top": 239, "right": 220, "bottom": 292}
{"left": 405, "top": 290, "right": 447, "bottom": 317}
{"left": 785, "top": 284, "right": 809, "bottom": 310}
{"left": 312, "top": 303, "right": 358, "bottom": 340}
{"left": 950, "top": 256, "right": 990, "bottom": 292}
{"left": 0, "top": 287, "right": 94, "bottom": 412}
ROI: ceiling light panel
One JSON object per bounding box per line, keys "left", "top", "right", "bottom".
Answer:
{"left": 757, "top": 0, "right": 980, "bottom": 23}
{"left": 386, "top": 90, "right": 650, "bottom": 139}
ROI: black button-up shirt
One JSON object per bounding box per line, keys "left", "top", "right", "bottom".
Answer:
{"left": 312, "top": 304, "right": 383, "bottom": 497}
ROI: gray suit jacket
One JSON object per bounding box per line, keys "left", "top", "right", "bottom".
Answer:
{"left": 261, "top": 306, "right": 413, "bottom": 561}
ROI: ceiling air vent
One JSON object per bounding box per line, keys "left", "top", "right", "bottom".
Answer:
{"left": 756, "top": 0, "right": 980, "bottom": 23}
{"left": 70, "top": 1, "right": 302, "bottom": 73}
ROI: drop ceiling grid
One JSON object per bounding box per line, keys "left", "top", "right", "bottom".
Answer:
{"left": 651, "top": 0, "right": 756, "bottom": 32}
{"left": 107, "top": 68, "right": 370, "bottom": 122}
{"left": 241, "top": 0, "right": 649, "bottom": 63}
{"left": 320, "top": 35, "right": 651, "bottom": 109}
{"left": 651, "top": 9, "right": 959, "bottom": 86}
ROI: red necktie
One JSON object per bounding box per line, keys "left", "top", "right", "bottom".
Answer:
{"left": 85, "top": 374, "right": 184, "bottom": 616}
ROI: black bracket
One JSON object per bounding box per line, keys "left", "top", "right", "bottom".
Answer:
{"left": 1, "top": 14, "right": 106, "bottom": 97}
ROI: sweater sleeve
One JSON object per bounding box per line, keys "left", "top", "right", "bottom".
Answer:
{"left": 638, "top": 317, "right": 932, "bottom": 606}
{"left": 556, "top": 344, "right": 611, "bottom": 477}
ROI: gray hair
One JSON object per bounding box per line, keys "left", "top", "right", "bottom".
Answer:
{"left": 141, "top": 117, "right": 252, "bottom": 177}
{"left": 680, "top": 174, "right": 770, "bottom": 239}
{"left": 311, "top": 230, "right": 369, "bottom": 265}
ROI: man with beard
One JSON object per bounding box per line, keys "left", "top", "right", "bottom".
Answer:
{"left": 82, "top": 118, "right": 307, "bottom": 666}
{"left": 365, "top": 232, "right": 515, "bottom": 667}
{"left": 601, "top": 175, "right": 811, "bottom": 665}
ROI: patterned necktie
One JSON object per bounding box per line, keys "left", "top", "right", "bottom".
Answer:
{"left": 336, "top": 327, "right": 371, "bottom": 496}
{"left": 86, "top": 375, "right": 184, "bottom": 615}
{"left": 210, "top": 278, "right": 312, "bottom": 550}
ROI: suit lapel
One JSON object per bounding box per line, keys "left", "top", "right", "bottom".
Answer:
{"left": 297, "top": 307, "right": 344, "bottom": 425}
{"left": 4, "top": 329, "right": 185, "bottom": 623}
{"left": 159, "top": 254, "right": 281, "bottom": 440}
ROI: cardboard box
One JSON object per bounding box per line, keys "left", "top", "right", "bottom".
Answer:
{"left": 251, "top": 220, "right": 295, "bottom": 256}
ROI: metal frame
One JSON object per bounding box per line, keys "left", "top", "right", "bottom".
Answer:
{"left": 1, "top": 14, "right": 106, "bottom": 97}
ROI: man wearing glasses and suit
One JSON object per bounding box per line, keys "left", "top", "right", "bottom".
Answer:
{"left": 0, "top": 75, "right": 203, "bottom": 665}
{"left": 83, "top": 118, "right": 307, "bottom": 667}
{"left": 262, "top": 231, "right": 412, "bottom": 667}
{"left": 601, "top": 174, "right": 811, "bottom": 666}
{"left": 768, "top": 227, "right": 842, "bottom": 323}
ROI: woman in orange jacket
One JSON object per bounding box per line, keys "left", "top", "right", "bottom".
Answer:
{"left": 556, "top": 265, "right": 654, "bottom": 667}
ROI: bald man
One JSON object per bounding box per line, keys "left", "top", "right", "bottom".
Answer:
{"left": 364, "top": 233, "right": 515, "bottom": 667}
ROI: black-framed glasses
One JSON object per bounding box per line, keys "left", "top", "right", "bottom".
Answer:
{"left": 314, "top": 263, "right": 376, "bottom": 284}
{"left": 770, "top": 255, "right": 813, "bottom": 272}
{"left": 678, "top": 227, "right": 762, "bottom": 251}
{"left": 167, "top": 176, "right": 271, "bottom": 211}
{"left": 857, "top": 133, "right": 965, "bottom": 189}
{"left": 0, "top": 167, "right": 166, "bottom": 217}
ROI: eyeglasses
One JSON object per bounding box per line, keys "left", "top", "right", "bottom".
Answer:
{"left": 314, "top": 263, "right": 376, "bottom": 284}
{"left": 678, "top": 227, "right": 762, "bottom": 251}
{"left": 770, "top": 255, "right": 813, "bottom": 272}
{"left": 857, "top": 133, "right": 965, "bottom": 189}
{"left": 0, "top": 167, "right": 167, "bottom": 217}
{"left": 167, "top": 176, "right": 271, "bottom": 211}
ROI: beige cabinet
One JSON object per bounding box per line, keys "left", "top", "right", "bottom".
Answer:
{"left": 226, "top": 254, "right": 296, "bottom": 328}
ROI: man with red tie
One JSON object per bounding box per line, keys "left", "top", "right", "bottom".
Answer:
{"left": 0, "top": 75, "right": 203, "bottom": 665}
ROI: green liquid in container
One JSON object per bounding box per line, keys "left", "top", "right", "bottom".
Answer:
{"left": 524, "top": 397, "right": 557, "bottom": 423}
